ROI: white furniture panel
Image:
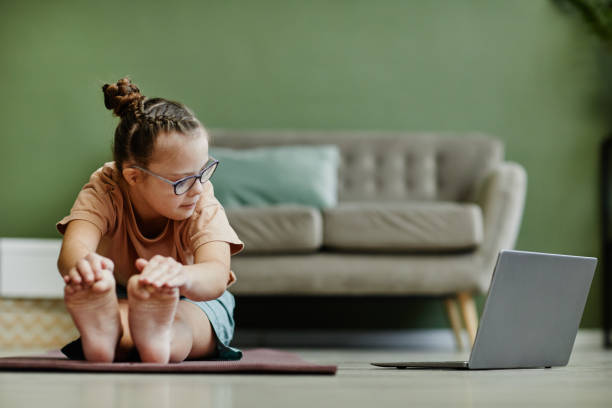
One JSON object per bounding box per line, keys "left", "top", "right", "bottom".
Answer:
{"left": 0, "top": 238, "right": 64, "bottom": 298}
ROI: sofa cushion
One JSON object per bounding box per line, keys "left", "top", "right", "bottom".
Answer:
{"left": 209, "top": 145, "right": 340, "bottom": 209}
{"left": 229, "top": 252, "right": 485, "bottom": 295}
{"left": 226, "top": 205, "right": 323, "bottom": 254}
{"left": 322, "top": 202, "right": 483, "bottom": 252}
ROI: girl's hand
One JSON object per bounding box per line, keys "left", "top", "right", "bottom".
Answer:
{"left": 135, "top": 255, "right": 191, "bottom": 292}
{"left": 63, "top": 252, "right": 115, "bottom": 287}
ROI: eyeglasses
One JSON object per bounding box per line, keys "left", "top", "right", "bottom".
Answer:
{"left": 130, "top": 157, "right": 219, "bottom": 195}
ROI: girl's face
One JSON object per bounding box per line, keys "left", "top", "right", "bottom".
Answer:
{"left": 123, "top": 128, "right": 210, "bottom": 223}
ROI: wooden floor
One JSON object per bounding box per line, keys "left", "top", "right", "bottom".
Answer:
{"left": 0, "top": 330, "right": 610, "bottom": 408}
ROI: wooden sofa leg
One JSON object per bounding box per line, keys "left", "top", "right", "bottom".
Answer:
{"left": 444, "top": 297, "right": 464, "bottom": 350}
{"left": 457, "top": 292, "right": 479, "bottom": 348}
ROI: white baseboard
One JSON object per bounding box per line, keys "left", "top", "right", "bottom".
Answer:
{"left": 0, "top": 238, "right": 64, "bottom": 298}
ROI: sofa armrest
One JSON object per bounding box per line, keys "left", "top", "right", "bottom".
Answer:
{"left": 470, "top": 161, "right": 527, "bottom": 291}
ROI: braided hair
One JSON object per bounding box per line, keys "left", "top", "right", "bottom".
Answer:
{"left": 102, "top": 77, "right": 204, "bottom": 172}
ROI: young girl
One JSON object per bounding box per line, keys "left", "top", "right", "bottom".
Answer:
{"left": 56, "top": 77, "right": 244, "bottom": 364}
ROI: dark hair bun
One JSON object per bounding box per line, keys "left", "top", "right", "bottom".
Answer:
{"left": 102, "top": 77, "right": 144, "bottom": 117}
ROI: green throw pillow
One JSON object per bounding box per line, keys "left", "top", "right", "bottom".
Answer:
{"left": 209, "top": 145, "right": 340, "bottom": 209}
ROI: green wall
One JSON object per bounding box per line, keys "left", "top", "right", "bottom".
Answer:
{"left": 0, "top": 1, "right": 607, "bottom": 328}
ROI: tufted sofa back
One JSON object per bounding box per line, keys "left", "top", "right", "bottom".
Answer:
{"left": 209, "top": 130, "right": 504, "bottom": 203}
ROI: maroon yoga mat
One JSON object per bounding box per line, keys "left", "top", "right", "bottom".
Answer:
{"left": 0, "top": 348, "right": 337, "bottom": 374}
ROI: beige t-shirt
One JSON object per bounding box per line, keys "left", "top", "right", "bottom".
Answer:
{"left": 56, "top": 161, "right": 244, "bottom": 289}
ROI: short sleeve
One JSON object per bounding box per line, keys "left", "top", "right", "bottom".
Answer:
{"left": 56, "top": 169, "right": 117, "bottom": 237}
{"left": 186, "top": 182, "right": 244, "bottom": 256}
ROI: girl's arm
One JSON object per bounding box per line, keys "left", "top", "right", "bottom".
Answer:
{"left": 57, "top": 220, "right": 113, "bottom": 282}
{"left": 181, "top": 241, "right": 232, "bottom": 301}
{"left": 136, "top": 241, "right": 231, "bottom": 302}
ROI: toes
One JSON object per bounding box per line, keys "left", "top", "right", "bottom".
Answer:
{"left": 65, "top": 269, "right": 115, "bottom": 297}
{"left": 127, "top": 276, "right": 151, "bottom": 300}
{"left": 161, "top": 287, "right": 176, "bottom": 296}
{"left": 64, "top": 282, "right": 82, "bottom": 294}
{"left": 128, "top": 274, "right": 181, "bottom": 302}
{"left": 149, "top": 285, "right": 179, "bottom": 299}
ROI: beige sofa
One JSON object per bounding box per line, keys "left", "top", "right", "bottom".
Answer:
{"left": 211, "top": 130, "right": 527, "bottom": 348}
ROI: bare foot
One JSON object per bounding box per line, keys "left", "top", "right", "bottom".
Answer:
{"left": 127, "top": 274, "right": 179, "bottom": 363}
{"left": 63, "top": 269, "right": 122, "bottom": 362}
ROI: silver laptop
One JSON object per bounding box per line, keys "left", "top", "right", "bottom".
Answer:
{"left": 371, "top": 250, "right": 597, "bottom": 370}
